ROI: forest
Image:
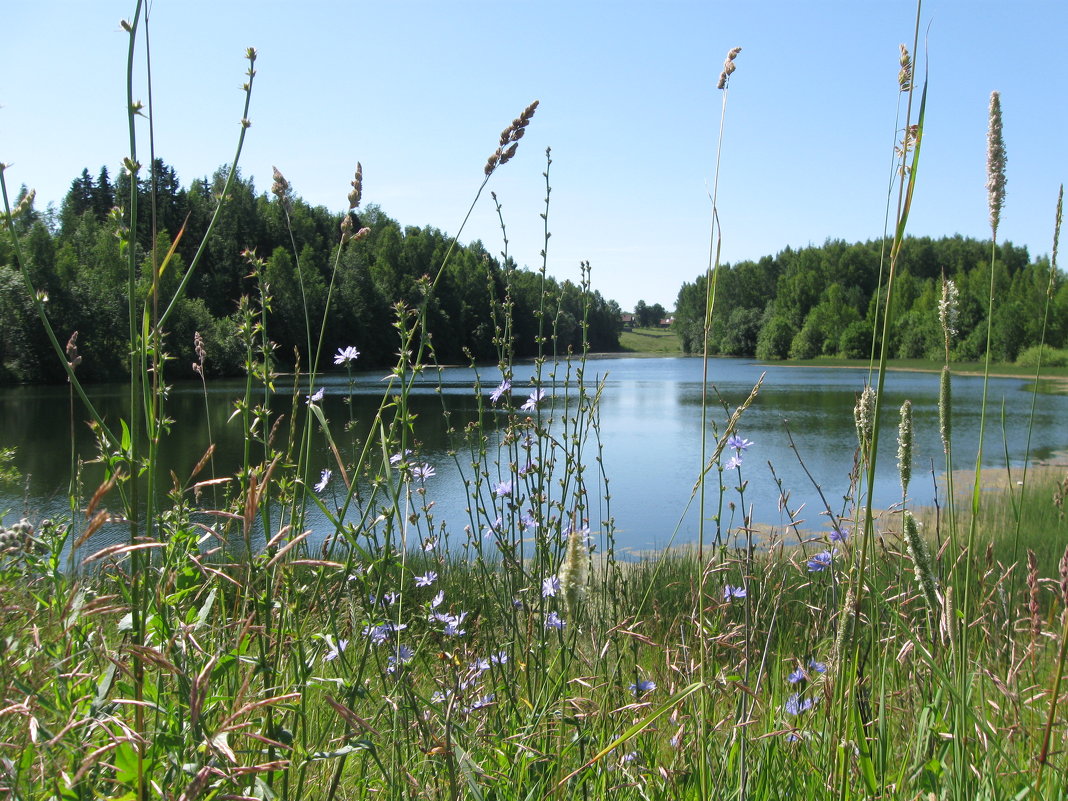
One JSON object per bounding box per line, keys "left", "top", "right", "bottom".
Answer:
{"left": 0, "top": 161, "right": 623, "bottom": 384}
{"left": 673, "top": 236, "right": 1067, "bottom": 363}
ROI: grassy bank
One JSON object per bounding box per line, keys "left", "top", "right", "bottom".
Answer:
{"left": 618, "top": 327, "right": 683, "bottom": 354}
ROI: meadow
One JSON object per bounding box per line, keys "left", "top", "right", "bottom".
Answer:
{"left": 1, "top": 5, "right": 1067, "bottom": 801}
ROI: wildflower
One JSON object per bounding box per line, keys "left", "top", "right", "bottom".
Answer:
{"left": 808, "top": 659, "right": 827, "bottom": 674}
{"left": 727, "top": 434, "right": 753, "bottom": 452}
{"left": 542, "top": 575, "right": 561, "bottom": 598}
{"left": 435, "top": 611, "right": 467, "bottom": 637}
{"left": 431, "top": 690, "right": 448, "bottom": 704}
{"left": 620, "top": 751, "right": 639, "bottom": 764}
{"left": 494, "top": 480, "right": 513, "bottom": 498}
{"left": 806, "top": 550, "right": 836, "bottom": 573}
{"left": 430, "top": 590, "right": 444, "bottom": 609}
{"left": 520, "top": 434, "right": 535, "bottom": 450}
{"left": 387, "top": 644, "right": 414, "bottom": 673}
{"left": 415, "top": 571, "right": 437, "bottom": 587}
{"left": 422, "top": 537, "right": 438, "bottom": 552}
{"left": 784, "top": 693, "right": 815, "bottom": 715}
{"left": 469, "top": 693, "right": 495, "bottom": 711}
{"left": 723, "top": 584, "right": 747, "bottom": 600}
{"left": 521, "top": 511, "right": 537, "bottom": 530}
{"left": 390, "top": 450, "right": 412, "bottom": 466}
{"left": 830, "top": 527, "right": 850, "bottom": 543}
{"left": 545, "top": 611, "right": 566, "bottom": 630}
{"left": 483, "top": 516, "right": 502, "bottom": 539}
{"left": 314, "top": 469, "right": 331, "bottom": 493}
{"left": 490, "top": 379, "right": 511, "bottom": 404}
{"left": 470, "top": 657, "right": 491, "bottom": 673}
{"left": 629, "top": 679, "right": 656, "bottom": 695}
{"left": 412, "top": 463, "right": 436, "bottom": 482}
{"left": 725, "top": 455, "right": 743, "bottom": 471}
{"left": 333, "top": 345, "right": 360, "bottom": 365}
{"left": 383, "top": 591, "right": 400, "bottom": 605}
{"left": 490, "top": 651, "right": 508, "bottom": 665}
{"left": 324, "top": 638, "right": 348, "bottom": 662}
{"left": 519, "top": 460, "right": 538, "bottom": 477}
{"left": 307, "top": 387, "right": 325, "bottom": 404}
{"left": 520, "top": 388, "right": 546, "bottom": 412}
{"left": 363, "top": 621, "right": 406, "bottom": 645}
{"left": 787, "top": 667, "right": 805, "bottom": 684}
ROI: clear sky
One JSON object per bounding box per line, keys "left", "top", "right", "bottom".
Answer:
{"left": 4, "top": 1, "right": 1066, "bottom": 312}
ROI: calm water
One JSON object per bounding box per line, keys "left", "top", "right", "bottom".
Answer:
{"left": 1, "top": 357, "right": 1063, "bottom": 554}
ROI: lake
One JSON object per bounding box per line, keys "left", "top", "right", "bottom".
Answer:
{"left": 1, "top": 357, "right": 1063, "bottom": 555}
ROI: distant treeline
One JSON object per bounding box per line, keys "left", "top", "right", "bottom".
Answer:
{"left": 674, "top": 236, "right": 1066, "bottom": 362}
{"left": 0, "top": 161, "right": 622, "bottom": 384}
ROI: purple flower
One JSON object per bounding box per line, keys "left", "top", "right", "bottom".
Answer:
{"left": 490, "top": 651, "right": 508, "bottom": 665}
{"left": 415, "top": 571, "right": 437, "bottom": 587}
{"left": 806, "top": 550, "right": 836, "bottom": 573}
{"left": 725, "top": 455, "right": 743, "bottom": 471}
{"left": 494, "top": 480, "right": 513, "bottom": 498}
{"left": 324, "top": 638, "right": 348, "bottom": 662}
{"left": 808, "top": 659, "right": 827, "bottom": 674}
{"left": 412, "top": 463, "right": 435, "bottom": 482}
{"left": 435, "top": 611, "right": 467, "bottom": 637}
{"left": 333, "top": 345, "right": 360, "bottom": 365}
{"left": 490, "top": 379, "right": 511, "bottom": 404}
{"left": 784, "top": 693, "right": 815, "bottom": 715}
{"left": 521, "top": 511, "right": 538, "bottom": 530}
{"left": 542, "top": 575, "right": 560, "bottom": 598}
{"left": 387, "top": 644, "right": 414, "bottom": 672}
{"left": 521, "top": 388, "right": 546, "bottom": 412}
{"left": 723, "top": 584, "right": 747, "bottom": 600}
{"left": 389, "top": 449, "right": 412, "bottom": 466}
{"left": 314, "top": 469, "right": 332, "bottom": 493}
{"left": 728, "top": 434, "right": 753, "bottom": 452}
{"left": 363, "top": 621, "right": 406, "bottom": 645}
{"left": 545, "top": 611, "right": 566, "bottom": 630}
{"left": 430, "top": 590, "right": 444, "bottom": 609}
{"left": 307, "top": 387, "right": 325, "bottom": 404}
{"left": 787, "top": 667, "right": 806, "bottom": 684}
{"left": 830, "top": 527, "right": 850, "bottom": 543}
{"left": 629, "top": 679, "right": 656, "bottom": 695}
{"left": 469, "top": 693, "right": 495, "bottom": 711}
{"left": 470, "top": 657, "right": 491, "bottom": 673}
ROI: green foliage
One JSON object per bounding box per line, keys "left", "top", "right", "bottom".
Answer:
{"left": 673, "top": 235, "right": 1063, "bottom": 364}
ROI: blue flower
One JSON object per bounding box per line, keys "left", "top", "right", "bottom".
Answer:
{"left": 725, "top": 455, "right": 743, "bottom": 471}
{"left": 314, "top": 469, "right": 331, "bottom": 493}
{"left": 490, "top": 379, "right": 511, "bottom": 404}
{"left": 784, "top": 693, "right": 815, "bottom": 715}
{"left": 545, "top": 611, "right": 565, "bottom": 630}
{"left": 324, "top": 638, "right": 348, "bottom": 662}
{"left": 469, "top": 693, "right": 495, "bottom": 711}
{"left": 806, "top": 550, "right": 836, "bottom": 573}
{"left": 494, "top": 480, "right": 513, "bottom": 498}
{"left": 307, "top": 387, "right": 325, "bottom": 404}
{"left": 723, "top": 584, "right": 747, "bottom": 600}
{"left": 787, "top": 667, "right": 805, "bottom": 684}
{"left": 387, "top": 644, "right": 414, "bottom": 672}
{"left": 333, "top": 345, "right": 360, "bottom": 365}
{"left": 808, "top": 658, "right": 827, "bottom": 674}
{"left": 830, "top": 527, "right": 850, "bottom": 543}
{"left": 430, "top": 590, "right": 444, "bottom": 609}
{"left": 412, "top": 463, "right": 435, "bottom": 482}
{"left": 542, "top": 575, "right": 560, "bottom": 597}
{"left": 415, "top": 571, "right": 437, "bottom": 587}
{"left": 629, "top": 679, "right": 656, "bottom": 695}
{"left": 727, "top": 434, "right": 753, "bottom": 452}
{"left": 521, "top": 388, "right": 546, "bottom": 412}
{"left": 521, "top": 512, "right": 538, "bottom": 530}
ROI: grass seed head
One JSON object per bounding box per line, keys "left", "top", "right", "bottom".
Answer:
{"left": 986, "top": 91, "right": 1007, "bottom": 237}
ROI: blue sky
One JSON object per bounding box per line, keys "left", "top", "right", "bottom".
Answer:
{"left": 4, "top": 1, "right": 1066, "bottom": 311}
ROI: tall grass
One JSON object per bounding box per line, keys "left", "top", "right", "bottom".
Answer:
{"left": 1, "top": 4, "right": 1067, "bottom": 800}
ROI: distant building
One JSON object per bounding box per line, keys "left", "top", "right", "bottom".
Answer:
{"left": 658, "top": 316, "right": 675, "bottom": 328}
{"left": 620, "top": 313, "right": 636, "bottom": 330}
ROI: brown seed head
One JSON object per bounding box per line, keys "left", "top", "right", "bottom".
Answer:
{"left": 347, "top": 162, "right": 363, "bottom": 210}
{"left": 898, "top": 44, "right": 913, "bottom": 92}
{"left": 66, "top": 331, "right": 82, "bottom": 370}
{"left": 717, "top": 46, "right": 742, "bottom": 91}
